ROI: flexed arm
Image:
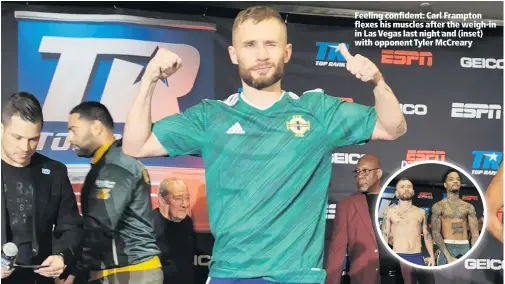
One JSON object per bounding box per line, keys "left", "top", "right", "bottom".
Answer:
{"left": 123, "top": 48, "right": 182, "bottom": 158}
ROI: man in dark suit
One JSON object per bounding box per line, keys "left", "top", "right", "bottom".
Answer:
{"left": 325, "top": 154, "right": 410, "bottom": 284}
{"left": 1, "top": 92, "right": 83, "bottom": 284}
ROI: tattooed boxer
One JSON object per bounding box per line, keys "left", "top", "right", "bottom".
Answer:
{"left": 431, "top": 169, "right": 479, "bottom": 265}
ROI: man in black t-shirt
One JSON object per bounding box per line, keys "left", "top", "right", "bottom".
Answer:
{"left": 152, "top": 178, "right": 195, "bottom": 284}
{"left": 1, "top": 92, "right": 82, "bottom": 284}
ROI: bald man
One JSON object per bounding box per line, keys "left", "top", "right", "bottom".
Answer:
{"left": 326, "top": 155, "right": 409, "bottom": 284}
{"left": 152, "top": 178, "right": 196, "bottom": 284}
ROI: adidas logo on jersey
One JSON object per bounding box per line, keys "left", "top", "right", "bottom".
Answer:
{"left": 226, "top": 122, "right": 245, "bottom": 135}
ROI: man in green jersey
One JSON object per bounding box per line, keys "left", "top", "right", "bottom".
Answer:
{"left": 123, "top": 6, "right": 406, "bottom": 284}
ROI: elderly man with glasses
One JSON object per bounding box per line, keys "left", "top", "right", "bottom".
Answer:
{"left": 325, "top": 154, "right": 410, "bottom": 284}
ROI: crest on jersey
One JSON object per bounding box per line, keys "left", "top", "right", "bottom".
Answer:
{"left": 286, "top": 115, "right": 311, "bottom": 137}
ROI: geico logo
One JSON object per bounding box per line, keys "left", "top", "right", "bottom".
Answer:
{"left": 400, "top": 104, "right": 427, "bottom": 115}
{"left": 465, "top": 259, "right": 504, "bottom": 270}
{"left": 461, "top": 57, "right": 504, "bottom": 69}
{"left": 332, "top": 153, "right": 365, "bottom": 164}
{"left": 193, "top": 255, "right": 211, "bottom": 266}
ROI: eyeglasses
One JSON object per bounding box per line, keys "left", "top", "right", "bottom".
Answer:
{"left": 352, "top": 168, "right": 380, "bottom": 177}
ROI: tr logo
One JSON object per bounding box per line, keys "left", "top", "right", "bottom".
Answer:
{"left": 38, "top": 36, "right": 200, "bottom": 123}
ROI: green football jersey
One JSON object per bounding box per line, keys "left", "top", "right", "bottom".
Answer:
{"left": 152, "top": 89, "right": 377, "bottom": 283}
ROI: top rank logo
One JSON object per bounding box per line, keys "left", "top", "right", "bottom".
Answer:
{"left": 472, "top": 151, "right": 502, "bottom": 175}
{"left": 315, "top": 42, "right": 348, "bottom": 67}
{"left": 16, "top": 13, "right": 211, "bottom": 167}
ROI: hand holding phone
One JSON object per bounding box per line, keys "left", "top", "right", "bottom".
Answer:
{"left": 14, "top": 264, "right": 50, "bottom": 269}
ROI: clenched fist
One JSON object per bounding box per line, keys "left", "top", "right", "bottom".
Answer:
{"left": 339, "top": 43, "right": 382, "bottom": 85}
{"left": 143, "top": 48, "right": 182, "bottom": 83}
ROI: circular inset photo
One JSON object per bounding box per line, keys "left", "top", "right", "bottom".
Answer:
{"left": 375, "top": 160, "right": 487, "bottom": 270}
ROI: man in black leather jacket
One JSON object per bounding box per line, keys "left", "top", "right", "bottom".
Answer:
{"left": 67, "top": 101, "right": 161, "bottom": 284}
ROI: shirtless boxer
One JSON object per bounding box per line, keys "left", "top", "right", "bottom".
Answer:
{"left": 381, "top": 178, "right": 436, "bottom": 266}
{"left": 431, "top": 169, "right": 479, "bottom": 265}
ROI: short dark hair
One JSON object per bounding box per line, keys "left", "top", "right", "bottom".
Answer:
{"left": 1, "top": 92, "right": 43, "bottom": 127}
{"left": 443, "top": 168, "right": 461, "bottom": 183}
{"left": 396, "top": 177, "right": 411, "bottom": 187}
{"left": 70, "top": 101, "right": 114, "bottom": 130}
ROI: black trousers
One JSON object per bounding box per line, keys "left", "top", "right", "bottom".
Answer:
{"left": 380, "top": 269, "right": 405, "bottom": 284}
{"left": 2, "top": 268, "right": 54, "bottom": 284}
{"left": 410, "top": 268, "right": 435, "bottom": 284}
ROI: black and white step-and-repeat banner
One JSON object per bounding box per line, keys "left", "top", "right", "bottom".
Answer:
{"left": 2, "top": 3, "right": 502, "bottom": 284}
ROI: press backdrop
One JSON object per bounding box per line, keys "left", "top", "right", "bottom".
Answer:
{"left": 1, "top": 3, "right": 502, "bottom": 284}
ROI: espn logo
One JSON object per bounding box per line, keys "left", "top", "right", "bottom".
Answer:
{"left": 327, "top": 204, "right": 336, "bottom": 219}
{"left": 462, "top": 195, "right": 478, "bottom": 201}
{"left": 418, "top": 192, "right": 433, "bottom": 199}
{"left": 402, "top": 150, "right": 446, "bottom": 167}
{"left": 381, "top": 50, "right": 433, "bottom": 66}
{"left": 451, "top": 103, "right": 502, "bottom": 120}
